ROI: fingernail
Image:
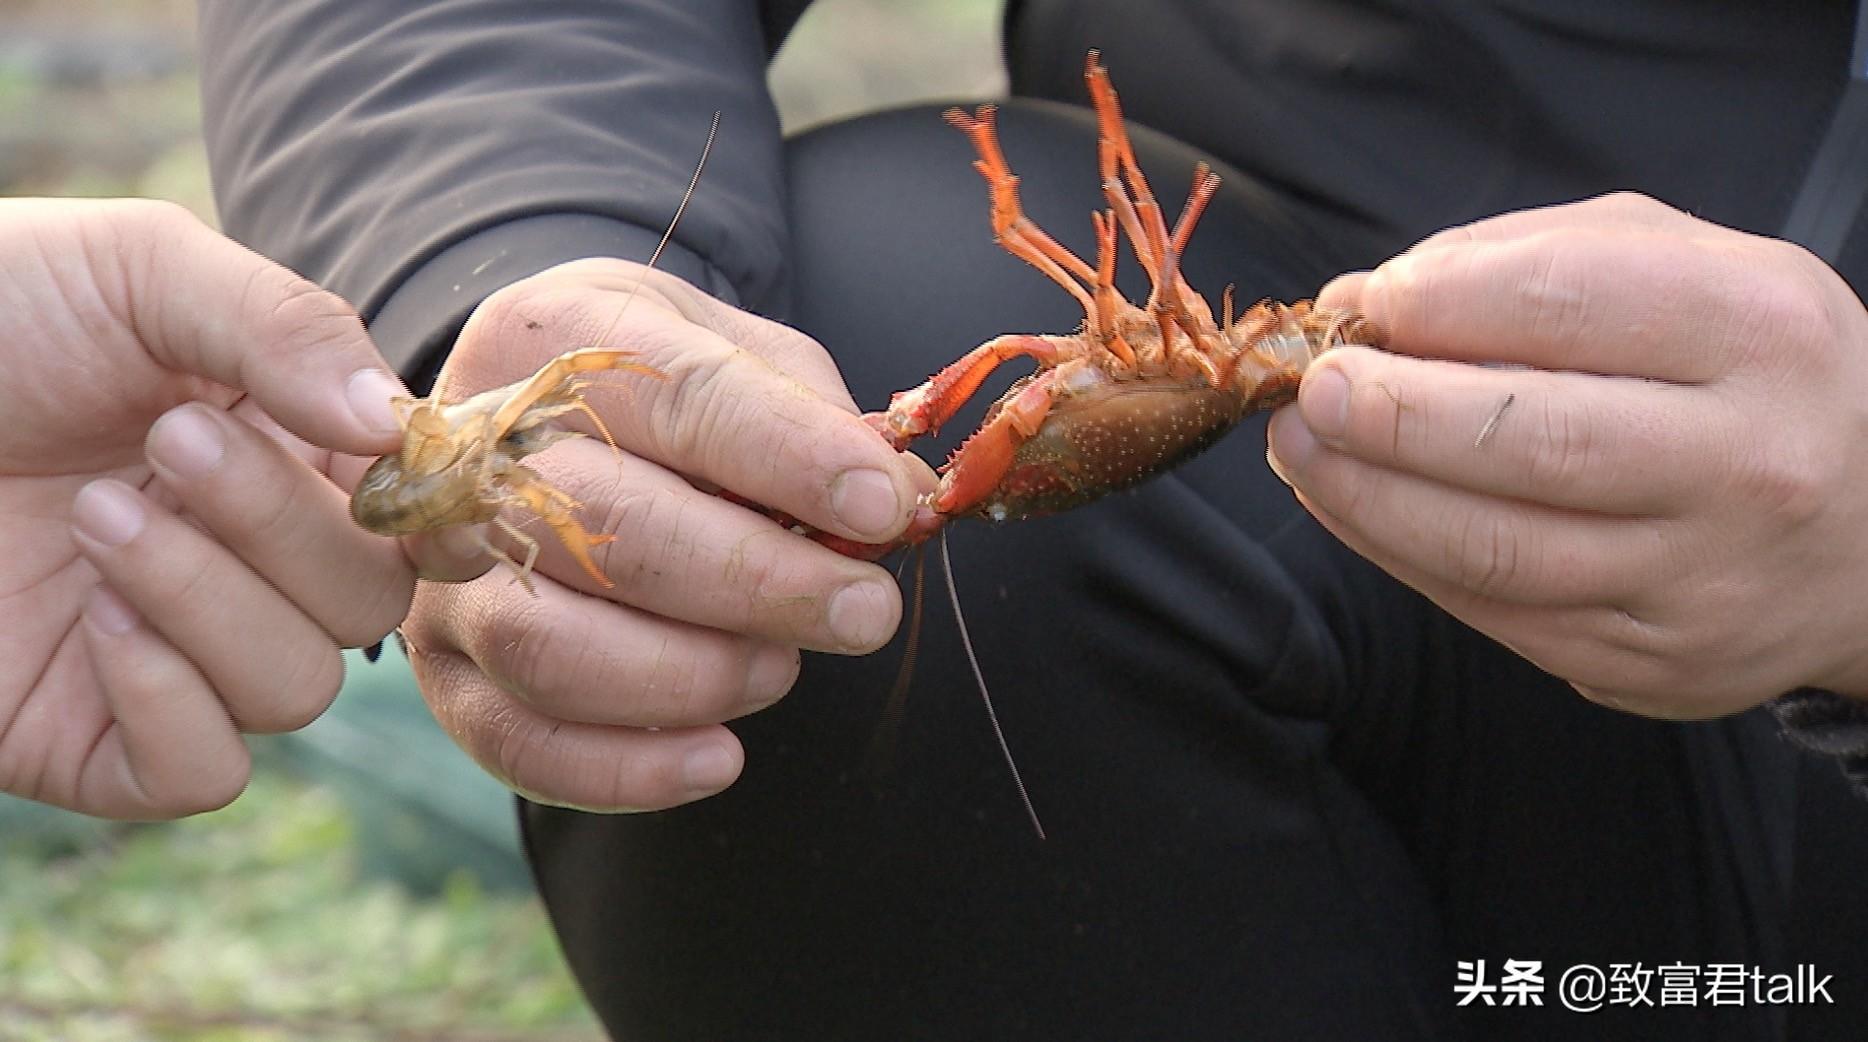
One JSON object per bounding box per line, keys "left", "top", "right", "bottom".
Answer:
{"left": 1299, "top": 364, "right": 1349, "bottom": 439}
{"left": 745, "top": 645, "right": 798, "bottom": 709}
{"left": 72, "top": 481, "right": 147, "bottom": 548}
{"left": 682, "top": 742, "right": 740, "bottom": 796}
{"left": 346, "top": 369, "right": 407, "bottom": 435}
{"left": 83, "top": 585, "right": 140, "bottom": 636}
{"left": 828, "top": 580, "right": 894, "bottom": 650}
{"left": 147, "top": 406, "right": 225, "bottom": 479}
{"left": 1266, "top": 407, "right": 1319, "bottom": 478}
{"left": 830, "top": 468, "right": 903, "bottom": 539}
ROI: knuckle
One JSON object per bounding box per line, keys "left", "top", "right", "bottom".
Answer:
{"left": 105, "top": 198, "right": 206, "bottom": 289}
{"left": 591, "top": 483, "right": 696, "bottom": 587}
{"left": 468, "top": 278, "right": 562, "bottom": 347}
{"left": 1718, "top": 260, "right": 1832, "bottom": 366}
{"left": 487, "top": 701, "right": 557, "bottom": 795}
{"left": 631, "top": 648, "right": 708, "bottom": 725}
{"left": 1579, "top": 606, "right": 1709, "bottom": 706}
{"left": 1522, "top": 394, "right": 1598, "bottom": 494}
{"left": 623, "top": 631, "right": 751, "bottom": 726}
{"left": 255, "top": 272, "right": 367, "bottom": 361}
{"left": 485, "top": 597, "right": 573, "bottom": 701}
{"left": 1343, "top": 377, "right": 1415, "bottom": 463}
{"left": 639, "top": 639, "right": 705, "bottom": 724}
{"left": 1447, "top": 509, "right": 1526, "bottom": 598}
{"left": 1592, "top": 191, "right": 1672, "bottom": 220}
{"left": 647, "top": 349, "right": 747, "bottom": 467}
{"left": 1323, "top": 451, "right": 1379, "bottom": 528}
{"left": 485, "top": 708, "right": 685, "bottom": 812}
{"left": 1516, "top": 233, "right": 1594, "bottom": 344}
{"left": 111, "top": 197, "right": 199, "bottom": 235}
{"left": 329, "top": 575, "right": 414, "bottom": 649}
{"left": 1731, "top": 434, "right": 1830, "bottom": 529}
{"left": 1370, "top": 250, "right": 1436, "bottom": 338}
{"left": 226, "top": 452, "right": 308, "bottom": 543}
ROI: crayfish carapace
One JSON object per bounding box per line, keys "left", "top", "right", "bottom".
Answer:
{"left": 821, "top": 52, "right": 1382, "bottom": 561}
{"left": 349, "top": 348, "right": 664, "bottom": 592}
{"left": 351, "top": 116, "right": 715, "bottom": 595}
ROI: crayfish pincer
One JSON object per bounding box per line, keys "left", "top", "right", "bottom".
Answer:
{"left": 350, "top": 347, "right": 664, "bottom": 592}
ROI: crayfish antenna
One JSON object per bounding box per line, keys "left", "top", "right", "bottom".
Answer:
{"left": 604, "top": 111, "right": 720, "bottom": 336}
{"left": 866, "top": 545, "right": 927, "bottom": 775}
{"left": 940, "top": 530, "right": 1046, "bottom": 840}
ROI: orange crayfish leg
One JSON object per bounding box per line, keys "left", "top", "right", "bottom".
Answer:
{"left": 551, "top": 526, "right": 619, "bottom": 588}
{"left": 484, "top": 517, "right": 542, "bottom": 596}
{"left": 869, "top": 334, "right": 1069, "bottom": 450}
{"left": 503, "top": 465, "right": 618, "bottom": 588}
{"left": 932, "top": 369, "right": 1061, "bottom": 517}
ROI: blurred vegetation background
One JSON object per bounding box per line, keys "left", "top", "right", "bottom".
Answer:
{"left": 0, "top": 1, "right": 1002, "bottom": 1039}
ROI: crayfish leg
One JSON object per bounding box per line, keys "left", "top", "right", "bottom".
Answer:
{"left": 869, "top": 334, "right": 1073, "bottom": 449}
{"left": 1087, "top": 51, "right": 1171, "bottom": 272}
{"left": 943, "top": 105, "right": 1102, "bottom": 331}
{"left": 501, "top": 463, "right": 618, "bottom": 589}
{"left": 480, "top": 517, "right": 542, "bottom": 595}
{"left": 488, "top": 348, "right": 664, "bottom": 442}
{"left": 932, "top": 367, "right": 1064, "bottom": 518}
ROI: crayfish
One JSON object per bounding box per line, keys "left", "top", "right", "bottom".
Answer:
{"left": 814, "top": 52, "right": 1381, "bottom": 561}
{"left": 349, "top": 118, "right": 715, "bottom": 594}
{"left": 349, "top": 348, "right": 663, "bottom": 592}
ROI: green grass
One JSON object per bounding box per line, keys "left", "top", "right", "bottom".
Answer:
{"left": 0, "top": 770, "right": 603, "bottom": 1042}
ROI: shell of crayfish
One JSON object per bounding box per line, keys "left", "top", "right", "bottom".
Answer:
{"left": 349, "top": 347, "right": 662, "bottom": 588}
{"left": 955, "top": 299, "right": 1374, "bottom": 524}
{"left": 805, "top": 301, "right": 1377, "bottom": 559}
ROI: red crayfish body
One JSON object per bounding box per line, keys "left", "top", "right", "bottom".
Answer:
{"left": 822, "top": 53, "right": 1380, "bottom": 561}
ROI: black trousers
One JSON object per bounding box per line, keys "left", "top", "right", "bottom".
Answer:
{"left": 518, "top": 100, "right": 1853, "bottom": 1041}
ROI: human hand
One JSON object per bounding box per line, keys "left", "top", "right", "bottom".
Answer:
{"left": 0, "top": 198, "right": 416, "bottom": 818}
{"left": 1266, "top": 192, "right": 1868, "bottom": 717}
{"left": 397, "top": 258, "right": 930, "bottom": 811}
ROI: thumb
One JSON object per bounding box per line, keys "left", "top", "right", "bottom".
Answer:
{"left": 100, "top": 199, "right": 407, "bottom": 457}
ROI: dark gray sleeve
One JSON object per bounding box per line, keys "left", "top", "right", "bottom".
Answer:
{"left": 197, "top": 0, "right": 792, "bottom": 381}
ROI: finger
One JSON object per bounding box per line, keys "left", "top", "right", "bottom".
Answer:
{"left": 69, "top": 479, "right": 344, "bottom": 733}
{"left": 416, "top": 572, "right": 800, "bottom": 728}
{"left": 1315, "top": 270, "right": 1371, "bottom": 312}
{"left": 407, "top": 632, "right": 745, "bottom": 811}
{"left": 487, "top": 438, "right": 903, "bottom": 653}
{"left": 76, "top": 585, "right": 251, "bottom": 818}
{"left": 1266, "top": 413, "right": 1687, "bottom": 607}
{"left": 1408, "top": 192, "right": 1709, "bottom": 251}
{"left": 400, "top": 524, "right": 504, "bottom": 583}
{"left": 457, "top": 279, "right": 922, "bottom": 543}
{"left": 145, "top": 403, "right": 414, "bottom": 646}
{"left": 1316, "top": 195, "right": 1710, "bottom": 313}
{"left": 1352, "top": 226, "right": 1812, "bottom": 382}
{"left": 1287, "top": 496, "right": 1767, "bottom": 719}
{"left": 97, "top": 199, "right": 407, "bottom": 457}
{"left": 528, "top": 258, "right": 865, "bottom": 411}
{"left": 1286, "top": 346, "right": 1726, "bottom": 516}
